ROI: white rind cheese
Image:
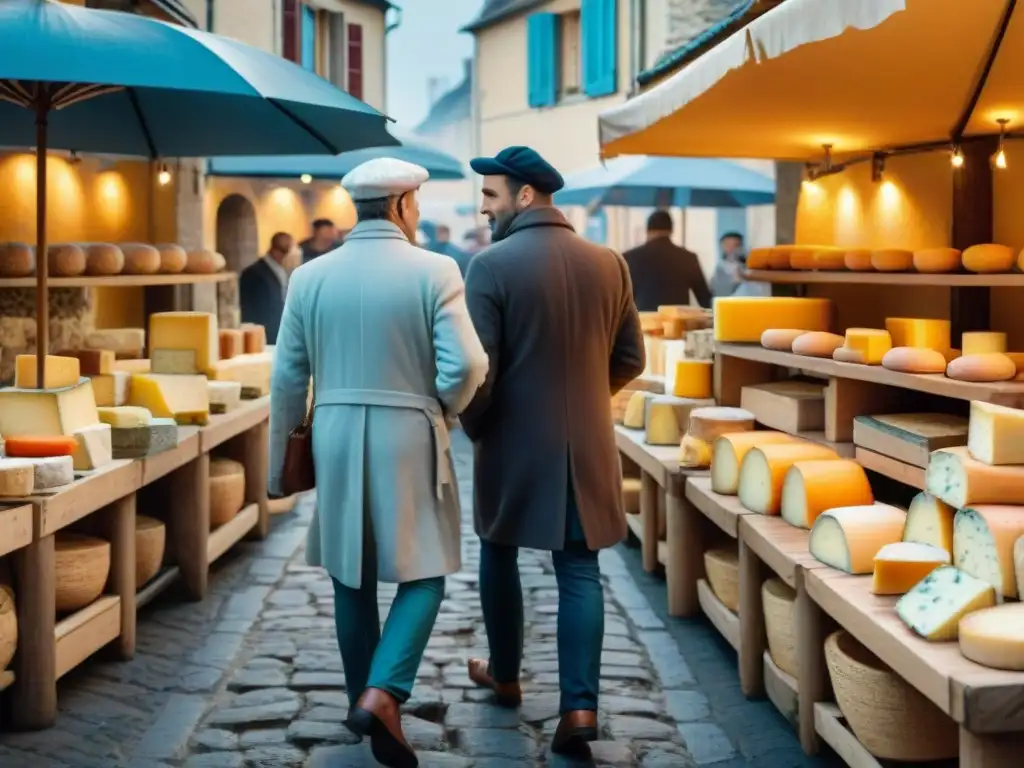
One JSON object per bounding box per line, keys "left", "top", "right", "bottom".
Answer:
{"left": 31, "top": 455, "right": 74, "bottom": 490}
{"left": 895, "top": 565, "right": 996, "bottom": 641}
{"left": 71, "top": 423, "right": 113, "bottom": 471}
{"left": 925, "top": 445, "right": 1024, "bottom": 508}
{"left": 207, "top": 380, "right": 242, "bottom": 414}
{"left": 808, "top": 504, "right": 907, "bottom": 574}
{"left": 953, "top": 506, "right": 1024, "bottom": 600}
{"left": 0, "top": 458, "right": 35, "bottom": 497}
{"left": 958, "top": 603, "right": 1024, "bottom": 670}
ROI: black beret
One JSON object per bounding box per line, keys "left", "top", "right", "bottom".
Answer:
{"left": 469, "top": 146, "right": 565, "bottom": 194}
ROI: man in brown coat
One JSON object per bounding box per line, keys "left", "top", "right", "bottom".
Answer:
{"left": 460, "top": 146, "right": 645, "bottom": 758}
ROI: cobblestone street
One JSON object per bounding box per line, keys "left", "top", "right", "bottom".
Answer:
{"left": 0, "top": 431, "right": 835, "bottom": 767}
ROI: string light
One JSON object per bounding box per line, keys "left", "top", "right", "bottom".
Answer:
{"left": 300, "top": 173, "right": 312, "bottom": 184}
{"left": 992, "top": 119, "right": 1009, "bottom": 169}
{"left": 157, "top": 162, "right": 171, "bottom": 186}
{"left": 951, "top": 145, "right": 964, "bottom": 168}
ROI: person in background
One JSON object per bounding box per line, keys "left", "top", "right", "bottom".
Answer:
{"left": 238, "top": 231, "right": 294, "bottom": 344}
{"left": 461, "top": 146, "right": 645, "bottom": 759}
{"left": 300, "top": 218, "right": 343, "bottom": 263}
{"left": 710, "top": 231, "right": 768, "bottom": 297}
{"left": 429, "top": 224, "right": 472, "bottom": 277}
{"left": 268, "top": 158, "right": 488, "bottom": 768}
{"left": 622, "top": 210, "right": 712, "bottom": 310}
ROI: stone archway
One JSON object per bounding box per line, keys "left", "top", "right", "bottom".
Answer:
{"left": 215, "top": 194, "right": 258, "bottom": 330}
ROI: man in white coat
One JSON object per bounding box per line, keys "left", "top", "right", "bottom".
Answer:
{"left": 268, "top": 158, "right": 488, "bottom": 768}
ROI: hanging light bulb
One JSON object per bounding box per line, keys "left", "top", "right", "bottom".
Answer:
{"left": 993, "top": 119, "right": 1009, "bottom": 169}
{"left": 300, "top": 173, "right": 313, "bottom": 184}
{"left": 157, "top": 162, "right": 171, "bottom": 186}
{"left": 951, "top": 145, "right": 964, "bottom": 168}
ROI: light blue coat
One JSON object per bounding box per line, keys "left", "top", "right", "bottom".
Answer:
{"left": 268, "top": 220, "right": 489, "bottom": 589}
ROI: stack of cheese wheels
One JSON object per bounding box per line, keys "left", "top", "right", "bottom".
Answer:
{"left": 54, "top": 533, "right": 111, "bottom": 613}
{"left": 210, "top": 457, "right": 246, "bottom": 527}
{"left": 0, "top": 242, "right": 34, "bottom": 277}
{"left": 737, "top": 441, "right": 840, "bottom": 515}
{"left": 679, "top": 407, "right": 754, "bottom": 469}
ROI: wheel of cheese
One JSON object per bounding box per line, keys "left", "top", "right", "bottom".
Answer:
{"left": 155, "top": 243, "right": 187, "bottom": 274}
{"left": 0, "top": 242, "right": 35, "bottom": 277}
{"left": 870, "top": 249, "right": 913, "bottom": 272}
{"left": 780, "top": 459, "right": 874, "bottom": 529}
{"left": 687, "top": 407, "right": 755, "bottom": 442}
{"left": 120, "top": 243, "right": 161, "bottom": 275}
{"left": 185, "top": 250, "right": 220, "bottom": 274}
{"left": 47, "top": 244, "right": 86, "bottom": 277}
{"left": 954, "top": 505, "right": 1024, "bottom": 599}
{"left": 135, "top": 515, "right": 166, "bottom": 587}
{"left": 959, "top": 603, "right": 1024, "bottom": 671}
{"left": 791, "top": 331, "right": 845, "bottom": 358}
{"left": 808, "top": 504, "right": 907, "bottom": 574}
{"left": 812, "top": 248, "right": 846, "bottom": 270}
{"left": 2, "top": 435, "right": 78, "bottom": 458}
{"left": 738, "top": 442, "right": 840, "bottom": 515}
{"left": 85, "top": 243, "right": 125, "bottom": 275}
{"left": 962, "top": 243, "right": 1014, "bottom": 273}
{"left": 945, "top": 353, "right": 1016, "bottom": 382}
{"left": 844, "top": 249, "right": 873, "bottom": 271}
{"left": 703, "top": 548, "right": 739, "bottom": 611}
{"left": 746, "top": 248, "right": 771, "bottom": 269}
{"left": 211, "top": 251, "right": 227, "bottom": 271}
{"left": 760, "top": 328, "right": 806, "bottom": 351}
{"left": 788, "top": 246, "right": 820, "bottom": 270}
{"left": 960, "top": 332, "right": 1006, "bottom": 356}
{"left": 210, "top": 458, "right": 245, "bottom": 527}
{"left": 881, "top": 346, "right": 947, "bottom": 374}
{"left": 913, "top": 247, "right": 961, "bottom": 273}
{"left": 765, "top": 246, "right": 791, "bottom": 269}
{"left": 710, "top": 431, "right": 798, "bottom": 495}
{"left": 833, "top": 346, "right": 865, "bottom": 363}
{"left": 54, "top": 533, "right": 111, "bottom": 613}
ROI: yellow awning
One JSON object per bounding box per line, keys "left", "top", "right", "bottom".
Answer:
{"left": 599, "top": 0, "right": 1020, "bottom": 162}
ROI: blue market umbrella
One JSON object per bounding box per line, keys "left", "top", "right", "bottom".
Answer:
{"left": 207, "top": 138, "right": 466, "bottom": 181}
{"left": 553, "top": 156, "right": 775, "bottom": 209}
{"left": 0, "top": 0, "right": 397, "bottom": 386}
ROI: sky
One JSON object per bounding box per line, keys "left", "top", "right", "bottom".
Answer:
{"left": 385, "top": 0, "right": 484, "bottom": 132}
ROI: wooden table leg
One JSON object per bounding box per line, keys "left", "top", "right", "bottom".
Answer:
{"left": 665, "top": 491, "right": 702, "bottom": 617}
{"left": 959, "top": 728, "right": 1024, "bottom": 768}
{"left": 243, "top": 420, "right": 270, "bottom": 541}
{"left": 640, "top": 472, "right": 659, "bottom": 573}
{"left": 11, "top": 535, "right": 56, "bottom": 730}
{"left": 172, "top": 453, "right": 210, "bottom": 601}
{"left": 106, "top": 494, "right": 136, "bottom": 659}
{"left": 738, "top": 539, "right": 765, "bottom": 697}
{"left": 796, "top": 567, "right": 828, "bottom": 755}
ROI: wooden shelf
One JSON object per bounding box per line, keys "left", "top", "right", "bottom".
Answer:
{"left": 54, "top": 595, "right": 121, "bottom": 680}
{"left": 136, "top": 566, "right": 180, "bottom": 610}
{"left": 0, "top": 273, "right": 235, "bottom": 289}
{"left": 697, "top": 578, "right": 739, "bottom": 650}
{"left": 813, "top": 703, "right": 884, "bottom": 768}
{"left": 200, "top": 397, "right": 270, "bottom": 452}
{"left": 738, "top": 514, "right": 824, "bottom": 589}
{"left": 207, "top": 503, "right": 259, "bottom": 565}
{"left": 0, "top": 504, "right": 33, "bottom": 558}
{"left": 743, "top": 269, "right": 1024, "bottom": 287}
{"left": 614, "top": 425, "right": 707, "bottom": 493}
{"left": 141, "top": 427, "right": 200, "bottom": 485}
{"left": 625, "top": 513, "right": 643, "bottom": 541}
{"left": 716, "top": 343, "right": 1024, "bottom": 406}
{"left": 685, "top": 476, "right": 751, "bottom": 538}
{"left": 855, "top": 447, "right": 926, "bottom": 489}
{"left": 764, "top": 650, "right": 799, "bottom": 726}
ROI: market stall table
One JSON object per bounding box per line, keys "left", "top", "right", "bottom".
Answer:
{"left": 0, "top": 504, "right": 32, "bottom": 693}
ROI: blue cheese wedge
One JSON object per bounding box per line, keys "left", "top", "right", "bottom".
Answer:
{"left": 895, "top": 565, "right": 996, "bottom": 640}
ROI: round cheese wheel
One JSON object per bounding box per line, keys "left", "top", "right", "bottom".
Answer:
{"left": 788, "top": 246, "right": 820, "bottom": 270}
{"left": 812, "top": 248, "right": 846, "bottom": 270}
{"left": 185, "top": 250, "right": 220, "bottom": 274}
{"left": 687, "top": 406, "right": 755, "bottom": 442}
{"left": 211, "top": 251, "right": 227, "bottom": 271}
{"left": 120, "top": 243, "right": 161, "bottom": 275}
{"left": 47, "top": 244, "right": 86, "bottom": 277}
{"left": 766, "top": 247, "right": 791, "bottom": 269}
{"left": 85, "top": 243, "right": 125, "bottom": 276}
{"left": 945, "top": 353, "right": 1016, "bottom": 382}
{"left": 746, "top": 248, "right": 771, "bottom": 270}
{"left": 913, "top": 247, "right": 961, "bottom": 273}
{"left": 791, "top": 331, "right": 845, "bottom": 358}
{"left": 833, "top": 346, "right": 866, "bottom": 364}
{"left": 961, "top": 331, "right": 1007, "bottom": 356}
{"left": 881, "top": 346, "right": 947, "bottom": 374}
{"left": 0, "top": 242, "right": 35, "bottom": 277}
{"left": 155, "top": 243, "right": 187, "bottom": 274}
{"left": 962, "top": 244, "right": 1014, "bottom": 273}
{"left": 844, "top": 249, "right": 873, "bottom": 271}
{"left": 871, "top": 249, "right": 914, "bottom": 272}
{"left": 761, "top": 329, "right": 807, "bottom": 351}
{"left": 959, "top": 603, "right": 1024, "bottom": 671}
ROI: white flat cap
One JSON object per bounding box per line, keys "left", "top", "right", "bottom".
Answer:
{"left": 341, "top": 158, "right": 429, "bottom": 201}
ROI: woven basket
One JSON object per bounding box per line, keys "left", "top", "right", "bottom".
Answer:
{"left": 210, "top": 458, "right": 245, "bottom": 528}
{"left": 703, "top": 547, "right": 739, "bottom": 612}
{"left": 135, "top": 516, "right": 166, "bottom": 587}
{"left": 762, "top": 578, "right": 798, "bottom": 678}
{"left": 825, "top": 630, "right": 958, "bottom": 760}
{"left": 0, "top": 585, "right": 16, "bottom": 671}
{"left": 55, "top": 533, "right": 110, "bottom": 613}
{"left": 622, "top": 477, "right": 641, "bottom": 515}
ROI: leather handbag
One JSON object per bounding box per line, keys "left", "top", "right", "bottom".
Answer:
{"left": 281, "top": 394, "right": 315, "bottom": 495}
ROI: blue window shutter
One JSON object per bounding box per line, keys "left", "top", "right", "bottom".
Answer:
{"left": 526, "top": 13, "right": 557, "bottom": 108}
{"left": 582, "top": 0, "right": 617, "bottom": 98}
{"left": 301, "top": 5, "right": 316, "bottom": 71}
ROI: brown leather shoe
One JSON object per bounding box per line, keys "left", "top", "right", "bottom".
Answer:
{"left": 467, "top": 658, "right": 522, "bottom": 707}
{"left": 345, "top": 688, "right": 417, "bottom": 768}
{"left": 551, "top": 710, "right": 599, "bottom": 757}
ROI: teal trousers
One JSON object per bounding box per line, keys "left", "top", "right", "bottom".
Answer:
{"left": 332, "top": 510, "right": 444, "bottom": 708}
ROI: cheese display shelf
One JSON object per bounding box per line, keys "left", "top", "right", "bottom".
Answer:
{"left": 0, "top": 503, "right": 32, "bottom": 558}
{"left": 742, "top": 270, "right": 1024, "bottom": 287}
{"left": 0, "top": 272, "right": 235, "bottom": 289}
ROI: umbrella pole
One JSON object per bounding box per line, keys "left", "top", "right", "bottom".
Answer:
{"left": 34, "top": 97, "right": 49, "bottom": 391}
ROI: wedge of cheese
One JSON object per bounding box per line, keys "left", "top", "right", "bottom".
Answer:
{"left": 207, "top": 380, "right": 242, "bottom": 414}
{"left": 0, "top": 458, "right": 35, "bottom": 497}
{"left": 14, "top": 354, "right": 81, "bottom": 389}
{"left": 959, "top": 603, "right": 1024, "bottom": 670}
{"left": 644, "top": 395, "right": 710, "bottom": 446}
{"left": 903, "top": 492, "right": 955, "bottom": 555}
{"left": 926, "top": 445, "right": 1024, "bottom": 508}
{"left": 54, "top": 349, "right": 115, "bottom": 376}
{"left": 871, "top": 541, "right": 950, "bottom": 595}
{"left": 780, "top": 459, "right": 873, "bottom": 529}
{"left": 713, "top": 297, "right": 832, "bottom": 343}
{"left": 953, "top": 506, "right": 1024, "bottom": 600}
{"left": 840, "top": 328, "right": 892, "bottom": 365}
{"left": 711, "top": 431, "right": 797, "bottom": 495}
{"left": 210, "top": 353, "right": 272, "bottom": 398}
{"left": 90, "top": 371, "right": 130, "bottom": 408}
{"left": 808, "top": 504, "right": 907, "bottom": 574}
{"left": 149, "top": 312, "right": 220, "bottom": 375}
{"left": 71, "top": 424, "right": 113, "bottom": 471}
{"left": 0, "top": 379, "right": 100, "bottom": 437}
{"left": 30, "top": 455, "right": 74, "bottom": 490}
{"left": 895, "top": 565, "right": 995, "bottom": 640}
{"left": 110, "top": 417, "right": 179, "bottom": 459}
{"left": 737, "top": 442, "right": 840, "bottom": 515}
{"left": 98, "top": 406, "right": 151, "bottom": 428}
{"left": 129, "top": 374, "right": 210, "bottom": 426}
{"left": 86, "top": 328, "right": 145, "bottom": 358}
{"left": 967, "top": 401, "right": 1024, "bottom": 464}
{"left": 623, "top": 391, "right": 655, "bottom": 429}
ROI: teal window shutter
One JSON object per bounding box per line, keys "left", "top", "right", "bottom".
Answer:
{"left": 301, "top": 5, "right": 316, "bottom": 71}
{"left": 582, "top": 0, "right": 617, "bottom": 97}
{"left": 527, "top": 13, "right": 557, "bottom": 108}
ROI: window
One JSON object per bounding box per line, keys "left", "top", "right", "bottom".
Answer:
{"left": 347, "top": 23, "right": 364, "bottom": 100}
{"left": 526, "top": 13, "right": 557, "bottom": 108}
{"left": 581, "top": 0, "right": 617, "bottom": 97}
{"left": 282, "top": 0, "right": 299, "bottom": 63}
{"left": 558, "top": 11, "right": 582, "bottom": 97}
{"left": 301, "top": 5, "right": 316, "bottom": 71}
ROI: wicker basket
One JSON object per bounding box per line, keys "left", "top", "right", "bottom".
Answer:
{"left": 210, "top": 458, "right": 245, "bottom": 528}
{"left": 703, "top": 547, "right": 739, "bottom": 612}
{"left": 55, "top": 533, "right": 110, "bottom": 613}
{"left": 135, "top": 516, "right": 166, "bottom": 587}
{"left": 622, "top": 477, "right": 641, "bottom": 515}
{"left": 762, "top": 578, "right": 798, "bottom": 678}
{"left": 824, "top": 630, "right": 958, "bottom": 760}
{"left": 0, "top": 585, "right": 16, "bottom": 671}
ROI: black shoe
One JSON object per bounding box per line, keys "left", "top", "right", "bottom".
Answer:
{"left": 551, "top": 710, "right": 599, "bottom": 759}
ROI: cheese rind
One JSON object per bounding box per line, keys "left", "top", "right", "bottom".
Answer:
{"left": 129, "top": 373, "right": 210, "bottom": 426}
{"left": 780, "top": 459, "right": 874, "bottom": 529}
{"left": 926, "top": 445, "right": 1024, "bottom": 508}
{"left": 903, "top": 492, "right": 955, "bottom": 555}
{"left": 791, "top": 332, "right": 845, "bottom": 358}
{"left": 953, "top": 505, "right": 1024, "bottom": 600}
{"left": 30, "top": 455, "right": 74, "bottom": 490}
{"left": 871, "top": 541, "right": 950, "bottom": 595}
{"left": 2, "top": 435, "right": 78, "bottom": 458}
{"left": 895, "top": 565, "right": 996, "bottom": 640}
{"left": 881, "top": 346, "right": 947, "bottom": 374}
{"left": 958, "top": 603, "right": 1024, "bottom": 670}
{"left": 149, "top": 312, "right": 219, "bottom": 375}
{"left": 760, "top": 329, "right": 807, "bottom": 351}
{"left": 844, "top": 249, "right": 873, "bottom": 271}
{"left": 870, "top": 249, "right": 913, "bottom": 272}
{"left": 97, "top": 406, "right": 152, "bottom": 428}
{"left": 71, "top": 424, "right": 113, "bottom": 471}
{"left": 0, "top": 458, "right": 35, "bottom": 497}
{"left": 808, "top": 504, "right": 907, "bottom": 574}
{"left": 110, "top": 418, "right": 179, "bottom": 459}
{"left": 14, "top": 355, "right": 81, "bottom": 389}
{"left": 0, "top": 380, "right": 100, "bottom": 437}
{"left": 884, "top": 318, "right": 950, "bottom": 350}
{"left": 644, "top": 395, "right": 710, "bottom": 446}
{"left": 713, "top": 297, "right": 831, "bottom": 343}
{"left": 967, "top": 400, "right": 1024, "bottom": 464}
{"left": 946, "top": 353, "right": 1016, "bottom": 382}
{"left": 711, "top": 431, "right": 796, "bottom": 495}
{"left": 737, "top": 442, "right": 840, "bottom": 515}
{"left": 89, "top": 371, "right": 130, "bottom": 407}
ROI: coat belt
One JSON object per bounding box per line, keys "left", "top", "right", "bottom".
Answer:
{"left": 315, "top": 388, "right": 451, "bottom": 500}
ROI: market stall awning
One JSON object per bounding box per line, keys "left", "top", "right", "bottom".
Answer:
{"left": 553, "top": 156, "right": 774, "bottom": 208}
{"left": 599, "top": 0, "right": 1022, "bottom": 163}
{"left": 207, "top": 139, "right": 465, "bottom": 181}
